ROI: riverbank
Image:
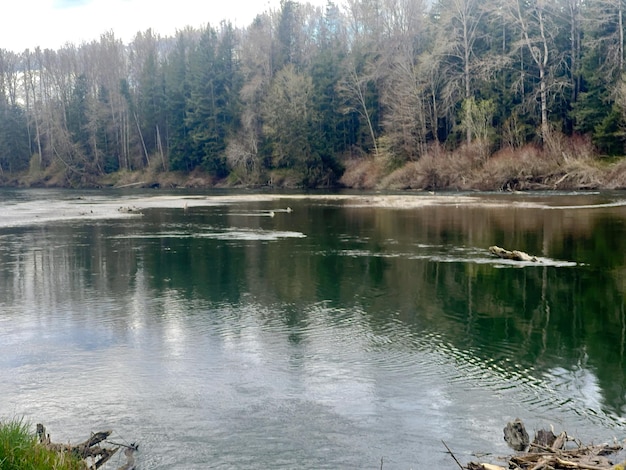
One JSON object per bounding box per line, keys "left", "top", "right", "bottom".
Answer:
{"left": 340, "top": 142, "right": 626, "bottom": 191}
{"left": 0, "top": 420, "right": 137, "bottom": 470}
{"left": 3, "top": 141, "right": 626, "bottom": 191}
{"left": 0, "top": 419, "right": 84, "bottom": 470}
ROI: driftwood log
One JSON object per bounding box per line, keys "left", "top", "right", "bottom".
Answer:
{"left": 503, "top": 418, "right": 530, "bottom": 451}
{"left": 489, "top": 246, "right": 539, "bottom": 262}
{"left": 465, "top": 420, "right": 624, "bottom": 470}
{"left": 36, "top": 424, "right": 137, "bottom": 470}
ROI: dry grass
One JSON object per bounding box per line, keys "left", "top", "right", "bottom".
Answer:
{"left": 9, "top": 133, "right": 625, "bottom": 191}
{"left": 472, "top": 142, "right": 607, "bottom": 191}
{"left": 339, "top": 157, "right": 387, "bottom": 189}
{"left": 343, "top": 133, "right": 626, "bottom": 191}
{"left": 607, "top": 158, "right": 626, "bottom": 189}
{"left": 380, "top": 143, "right": 479, "bottom": 190}
{"left": 97, "top": 167, "right": 218, "bottom": 189}
{"left": 479, "top": 144, "right": 555, "bottom": 190}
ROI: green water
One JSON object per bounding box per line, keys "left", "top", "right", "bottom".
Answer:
{"left": 0, "top": 189, "right": 625, "bottom": 468}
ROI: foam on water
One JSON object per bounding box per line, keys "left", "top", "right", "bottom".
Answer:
{"left": 111, "top": 227, "right": 306, "bottom": 241}
{"left": 3, "top": 191, "right": 626, "bottom": 229}
{"left": 331, "top": 246, "right": 578, "bottom": 267}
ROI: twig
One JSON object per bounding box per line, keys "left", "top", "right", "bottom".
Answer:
{"left": 553, "top": 173, "right": 569, "bottom": 189}
{"left": 555, "top": 456, "right": 610, "bottom": 470}
{"left": 106, "top": 440, "right": 139, "bottom": 451}
{"left": 442, "top": 440, "right": 464, "bottom": 470}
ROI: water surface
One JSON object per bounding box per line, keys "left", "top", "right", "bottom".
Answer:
{"left": 1, "top": 189, "right": 626, "bottom": 469}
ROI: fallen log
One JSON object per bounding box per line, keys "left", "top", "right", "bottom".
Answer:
{"left": 36, "top": 424, "right": 137, "bottom": 470}
{"left": 489, "top": 245, "right": 539, "bottom": 262}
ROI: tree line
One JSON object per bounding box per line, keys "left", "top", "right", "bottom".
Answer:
{"left": 1, "top": 0, "right": 626, "bottom": 187}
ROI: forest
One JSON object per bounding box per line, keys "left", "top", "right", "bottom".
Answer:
{"left": 2, "top": 0, "right": 626, "bottom": 190}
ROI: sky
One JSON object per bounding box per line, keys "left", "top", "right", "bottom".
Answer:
{"left": 1, "top": 0, "right": 331, "bottom": 52}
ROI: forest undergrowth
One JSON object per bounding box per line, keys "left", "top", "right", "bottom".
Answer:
{"left": 338, "top": 136, "right": 626, "bottom": 191}
{"left": 3, "top": 135, "right": 626, "bottom": 192}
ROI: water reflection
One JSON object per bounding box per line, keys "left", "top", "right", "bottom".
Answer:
{"left": 1, "top": 190, "right": 626, "bottom": 468}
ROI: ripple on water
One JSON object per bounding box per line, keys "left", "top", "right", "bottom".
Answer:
{"left": 279, "top": 304, "right": 626, "bottom": 435}
{"left": 410, "top": 334, "right": 626, "bottom": 432}
{"left": 334, "top": 304, "right": 614, "bottom": 426}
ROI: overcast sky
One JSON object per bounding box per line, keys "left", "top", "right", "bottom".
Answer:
{"left": 1, "top": 0, "right": 331, "bottom": 52}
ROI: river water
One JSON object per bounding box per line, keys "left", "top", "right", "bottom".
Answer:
{"left": 1, "top": 189, "right": 626, "bottom": 469}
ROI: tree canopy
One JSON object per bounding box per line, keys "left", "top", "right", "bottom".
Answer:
{"left": 1, "top": 0, "right": 626, "bottom": 187}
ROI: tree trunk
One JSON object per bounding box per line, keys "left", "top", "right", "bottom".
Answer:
{"left": 538, "top": 8, "right": 549, "bottom": 137}
{"left": 617, "top": 0, "right": 624, "bottom": 72}
{"left": 463, "top": 6, "right": 472, "bottom": 145}
{"left": 347, "top": 64, "right": 379, "bottom": 157}
{"left": 514, "top": 0, "right": 550, "bottom": 139}
{"left": 134, "top": 111, "right": 150, "bottom": 167}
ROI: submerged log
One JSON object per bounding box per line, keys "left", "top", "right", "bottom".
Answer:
{"left": 489, "top": 245, "right": 539, "bottom": 262}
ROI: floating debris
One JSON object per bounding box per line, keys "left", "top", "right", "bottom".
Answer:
{"left": 489, "top": 246, "right": 539, "bottom": 262}
{"left": 117, "top": 205, "right": 142, "bottom": 214}
{"left": 464, "top": 420, "right": 624, "bottom": 470}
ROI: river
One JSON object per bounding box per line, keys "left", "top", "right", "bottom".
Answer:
{"left": 1, "top": 189, "right": 625, "bottom": 469}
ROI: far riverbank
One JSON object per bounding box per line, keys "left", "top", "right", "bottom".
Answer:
{"left": 3, "top": 142, "right": 626, "bottom": 191}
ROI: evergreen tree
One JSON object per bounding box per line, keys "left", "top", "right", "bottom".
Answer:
{"left": 66, "top": 74, "right": 91, "bottom": 159}
{"left": 0, "top": 99, "right": 30, "bottom": 173}
{"left": 186, "top": 23, "right": 242, "bottom": 176}
{"left": 571, "top": 0, "right": 626, "bottom": 153}
{"left": 93, "top": 84, "right": 119, "bottom": 173}
{"left": 309, "top": 3, "right": 355, "bottom": 157}
{"left": 138, "top": 49, "right": 166, "bottom": 162}
{"left": 275, "top": 0, "right": 302, "bottom": 71}
{"left": 165, "top": 31, "right": 193, "bottom": 171}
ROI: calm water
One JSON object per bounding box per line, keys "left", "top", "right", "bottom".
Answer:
{"left": 1, "top": 189, "right": 626, "bottom": 469}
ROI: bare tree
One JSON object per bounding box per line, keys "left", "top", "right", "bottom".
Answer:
{"left": 262, "top": 64, "right": 315, "bottom": 168}
{"left": 338, "top": 61, "right": 380, "bottom": 157}
{"left": 566, "top": 0, "right": 583, "bottom": 102}
{"left": 433, "top": 0, "right": 485, "bottom": 144}
{"left": 382, "top": 45, "right": 430, "bottom": 158}
{"left": 230, "top": 12, "right": 276, "bottom": 181}
{"left": 503, "top": 0, "right": 567, "bottom": 139}
{"left": 0, "top": 49, "right": 21, "bottom": 107}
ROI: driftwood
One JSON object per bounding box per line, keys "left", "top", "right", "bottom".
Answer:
{"left": 489, "top": 245, "right": 539, "bottom": 262}
{"left": 504, "top": 418, "right": 530, "bottom": 451}
{"left": 465, "top": 420, "right": 624, "bottom": 470}
{"left": 36, "top": 424, "right": 137, "bottom": 470}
